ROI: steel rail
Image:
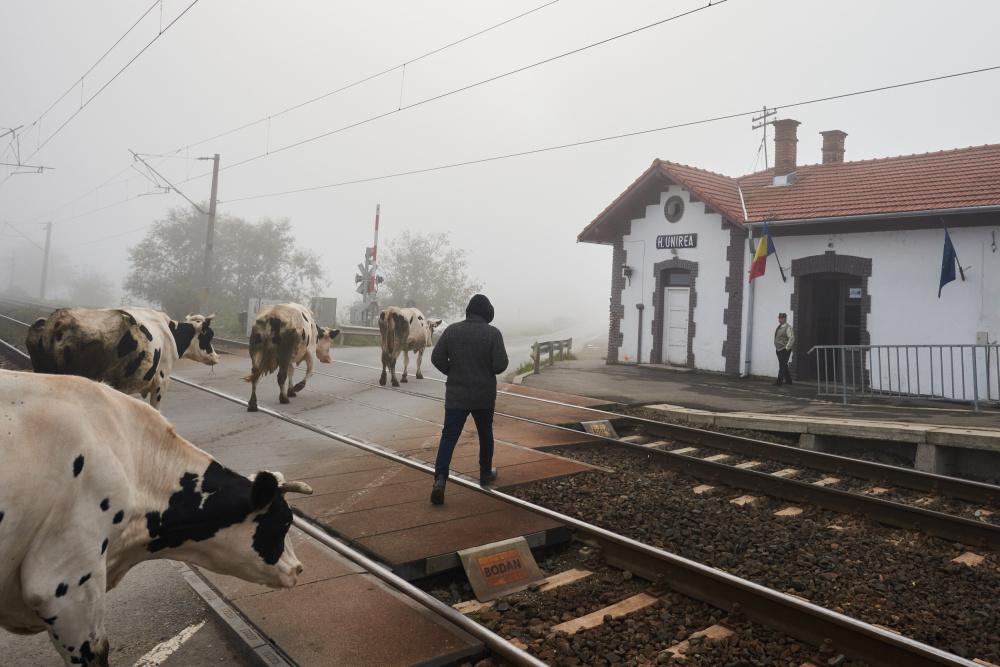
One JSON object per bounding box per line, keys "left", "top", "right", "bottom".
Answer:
{"left": 291, "top": 517, "right": 548, "bottom": 667}
{"left": 635, "top": 417, "right": 1000, "bottom": 506}
{"left": 166, "top": 378, "right": 981, "bottom": 667}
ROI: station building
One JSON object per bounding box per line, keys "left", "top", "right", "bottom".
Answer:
{"left": 578, "top": 120, "right": 1000, "bottom": 382}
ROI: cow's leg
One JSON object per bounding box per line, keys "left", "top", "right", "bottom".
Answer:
{"left": 389, "top": 355, "right": 400, "bottom": 387}
{"left": 379, "top": 350, "right": 389, "bottom": 386}
{"left": 248, "top": 377, "right": 259, "bottom": 412}
{"left": 415, "top": 347, "right": 425, "bottom": 380}
{"left": 400, "top": 350, "right": 409, "bottom": 383}
{"left": 151, "top": 376, "right": 167, "bottom": 410}
{"left": 292, "top": 354, "right": 313, "bottom": 394}
{"left": 277, "top": 362, "right": 291, "bottom": 403}
{"left": 25, "top": 556, "right": 110, "bottom": 667}
{"left": 286, "top": 363, "right": 298, "bottom": 398}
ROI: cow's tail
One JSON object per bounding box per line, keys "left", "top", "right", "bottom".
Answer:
{"left": 244, "top": 317, "right": 281, "bottom": 383}
{"left": 380, "top": 311, "right": 408, "bottom": 354}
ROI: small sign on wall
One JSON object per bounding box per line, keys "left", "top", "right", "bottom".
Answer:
{"left": 656, "top": 233, "right": 698, "bottom": 250}
{"left": 849, "top": 288, "right": 862, "bottom": 299}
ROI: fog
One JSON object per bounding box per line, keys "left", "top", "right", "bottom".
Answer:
{"left": 3, "top": 1, "right": 999, "bottom": 343}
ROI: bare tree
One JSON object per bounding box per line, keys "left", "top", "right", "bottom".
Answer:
{"left": 379, "top": 229, "right": 482, "bottom": 318}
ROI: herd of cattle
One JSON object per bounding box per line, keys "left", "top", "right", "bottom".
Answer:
{"left": 3, "top": 302, "right": 439, "bottom": 666}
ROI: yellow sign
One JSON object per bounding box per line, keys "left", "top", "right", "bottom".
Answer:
{"left": 582, "top": 420, "right": 619, "bottom": 439}
{"left": 477, "top": 549, "right": 529, "bottom": 588}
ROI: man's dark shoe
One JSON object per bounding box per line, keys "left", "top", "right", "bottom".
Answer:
{"left": 772, "top": 380, "right": 783, "bottom": 386}
{"left": 785, "top": 380, "right": 793, "bottom": 385}
{"left": 480, "top": 467, "right": 498, "bottom": 487}
{"left": 431, "top": 474, "right": 447, "bottom": 505}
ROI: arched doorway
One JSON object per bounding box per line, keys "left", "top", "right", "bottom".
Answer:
{"left": 791, "top": 253, "right": 871, "bottom": 381}
{"left": 652, "top": 259, "right": 697, "bottom": 365}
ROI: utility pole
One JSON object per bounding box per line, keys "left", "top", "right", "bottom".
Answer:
{"left": 39, "top": 222, "right": 52, "bottom": 300}
{"left": 198, "top": 154, "right": 220, "bottom": 315}
{"left": 752, "top": 107, "right": 776, "bottom": 169}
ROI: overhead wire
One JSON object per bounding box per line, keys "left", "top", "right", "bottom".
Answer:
{"left": 0, "top": 0, "right": 202, "bottom": 189}
{"left": 22, "top": 0, "right": 568, "bottom": 228}
{"left": 56, "top": 61, "right": 1000, "bottom": 250}
{"left": 0, "top": 0, "right": 161, "bottom": 167}
{"left": 148, "top": 0, "right": 564, "bottom": 157}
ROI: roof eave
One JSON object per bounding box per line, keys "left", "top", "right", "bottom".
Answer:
{"left": 744, "top": 204, "right": 1000, "bottom": 228}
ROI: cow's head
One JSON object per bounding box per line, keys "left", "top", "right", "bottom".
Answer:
{"left": 176, "top": 312, "right": 220, "bottom": 365}
{"left": 146, "top": 464, "right": 313, "bottom": 588}
{"left": 314, "top": 327, "right": 340, "bottom": 363}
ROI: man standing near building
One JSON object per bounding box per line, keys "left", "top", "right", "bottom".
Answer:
{"left": 430, "top": 294, "right": 509, "bottom": 505}
{"left": 773, "top": 312, "right": 794, "bottom": 386}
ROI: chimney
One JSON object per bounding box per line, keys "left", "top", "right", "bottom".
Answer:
{"left": 772, "top": 119, "right": 800, "bottom": 177}
{"left": 821, "top": 130, "right": 848, "bottom": 164}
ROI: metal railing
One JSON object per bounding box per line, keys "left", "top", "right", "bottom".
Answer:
{"left": 809, "top": 344, "right": 1000, "bottom": 411}
{"left": 530, "top": 338, "right": 572, "bottom": 374}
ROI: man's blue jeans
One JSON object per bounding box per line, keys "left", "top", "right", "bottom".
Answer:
{"left": 434, "top": 408, "right": 495, "bottom": 477}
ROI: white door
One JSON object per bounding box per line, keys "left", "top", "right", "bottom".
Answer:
{"left": 662, "top": 287, "right": 690, "bottom": 365}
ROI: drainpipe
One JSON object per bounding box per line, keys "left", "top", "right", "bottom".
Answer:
{"left": 636, "top": 303, "right": 644, "bottom": 364}
{"left": 738, "top": 182, "right": 754, "bottom": 377}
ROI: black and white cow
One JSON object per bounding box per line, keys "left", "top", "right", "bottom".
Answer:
{"left": 244, "top": 302, "right": 339, "bottom": 412}
{"left": 378, "top": 306, "right": 441, "bottom": 387}
{"left": 0, "top": 370, "right": 314, "bottom": 667}
{"left": 25, "top": 307, "right": 220, "bottom": 409}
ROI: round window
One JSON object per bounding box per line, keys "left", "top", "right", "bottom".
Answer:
{"left": 664, "top": 196, "right": 684, "bottom": 223}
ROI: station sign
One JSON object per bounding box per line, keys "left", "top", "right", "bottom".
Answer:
{"left": 458, "top": 537, "right": 546, "bottom": 602}
{"left": 656, "top": 233, "right": 698, "bottom": 250}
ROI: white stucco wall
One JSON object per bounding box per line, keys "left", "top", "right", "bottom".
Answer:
{"left": 616, "top": 185, "right": 734, "bottom": 371}
{"left": 741, "top": 224, "right": 1000, "bottom": 388}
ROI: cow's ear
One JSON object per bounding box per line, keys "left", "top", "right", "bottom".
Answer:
{"left": 330, "top": 329, "right": 341, "bottom": 340}
{"left": 31, "top": 318, "right": 46, "bottom": 329}
{"left": 250, "top": 471, "right": 280, "bottom": 510}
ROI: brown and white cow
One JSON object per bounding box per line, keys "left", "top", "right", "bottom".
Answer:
{"left": 378, "top": 307, "right": 441, "bottom": 387}
{"left": 25, "top": 307, "right": 220, "bottom": 410}
{"left": 0, "top": 369, "right": 314, "bottom": 667}
{"left": 244, "top": 302, "right": 339, "bottom": 412}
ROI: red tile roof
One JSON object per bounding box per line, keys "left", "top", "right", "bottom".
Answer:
{"left": 579, "top": 143, "right": 1000, "bottom": 242}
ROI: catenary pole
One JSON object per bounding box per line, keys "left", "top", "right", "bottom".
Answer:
{"left": 199, "top": 154, "right": 220, "bottom": 314}
{"left": 39, "top": 222, "right": 52, "bottom": 300}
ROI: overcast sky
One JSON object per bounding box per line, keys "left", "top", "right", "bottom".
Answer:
{"left": 3, "top": 0, "right": 999, "bottom": 336}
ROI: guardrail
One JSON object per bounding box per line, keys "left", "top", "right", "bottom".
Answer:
{"left": 530, "top": 338, "right": 572, "bottom": 374}
{"left": 337, "top": 324, "right": 380, "bottom": 344}
{"left": 809, "top": 343, "right": 1000, "bottom": 411}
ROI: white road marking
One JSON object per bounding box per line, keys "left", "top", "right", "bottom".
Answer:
{"left": 132, "top": 620, "right": 206, "bottom": 667}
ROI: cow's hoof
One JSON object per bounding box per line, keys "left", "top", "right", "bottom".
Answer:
{"left": 400, "top": 377, "right": 408, "bottom": 383}
{"left": 247, "top": 403, "right": 258, "bottom": 412}
{"left": 287, "top": 389, "right": 297, "bottom": 397}
{"left": 416, "top": 373, "right": 423, "bottom": 379}
{"left": 379, "top": 376, "right": 387, "bottom": 386}
{"left": 391, "top": 380, "right": 400, "bottom": 387}
{"left": 293, "top": 381, "right": 306, "bottom": 392}
{"left": 280, "top": 395, "right": 290, "bottom": 404}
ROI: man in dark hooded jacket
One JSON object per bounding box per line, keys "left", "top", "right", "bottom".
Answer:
{"left": 429, "top": 294, "right": 508, "bottom": 504}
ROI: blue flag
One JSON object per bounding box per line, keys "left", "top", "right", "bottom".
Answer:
{"left": 938, "top": 223, "right": 957, "bottom": 298}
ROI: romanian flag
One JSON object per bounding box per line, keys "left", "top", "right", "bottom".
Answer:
{"left": 748, "top": 223, "right": 775, "bottom": 282}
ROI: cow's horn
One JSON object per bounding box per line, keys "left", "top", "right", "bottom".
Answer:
{"left": 279, "top": 481, "right": 313, "bottom": 495}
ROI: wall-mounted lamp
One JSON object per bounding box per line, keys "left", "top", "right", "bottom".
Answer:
{"left": 622, "top": 264, "right": 633, "bottom": 286}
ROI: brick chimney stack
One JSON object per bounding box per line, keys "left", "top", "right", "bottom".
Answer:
{"left": 772, "top": 119, "right": 800, "bottom": 176}
{"left": 821, "top": 130, "right": 848, "bottom": 164}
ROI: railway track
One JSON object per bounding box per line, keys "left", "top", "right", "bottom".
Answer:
{"left": 1, "top": 301, "right": 997, "bottom": 665}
